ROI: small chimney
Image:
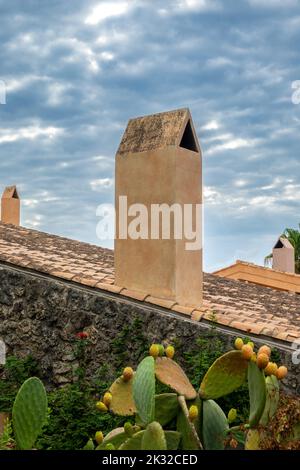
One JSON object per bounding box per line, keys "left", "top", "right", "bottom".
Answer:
{"left": 272, "top": 237, "right": 295, "bottom": 274}
{"left": 1, "top": 185, "right": 20, "bottom": 226}
{"left": 115, "top": 108, "right": 203, "bottom": 307}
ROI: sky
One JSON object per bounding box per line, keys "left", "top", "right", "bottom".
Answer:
{"left": 0, "top": 0, "right": 299, "bottom": 272}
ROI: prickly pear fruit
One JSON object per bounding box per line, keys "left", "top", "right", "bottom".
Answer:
{"left": 227, "top": 408, "right": 237, "bottom": 423}
{"left": 158, "top": 344, "right": 165, "bottom": 356}
{"left": 276, "top": 366, "right": 288, "bottom": 380}
{"left": 103, "top": 392, "right": 112, "bottom": 408}
{"left": 122, "top": 367, "right": 134, "bottom": 382}
{"left": 188, "top": 405, "right": 199, "bottom": 421}
{"left": 242, "top": 344, "right": 253, "bottom": 360}
{"left": 264, "top": 362, "right": 278, "bottom": 376}
{"left": 96, "top": 401, "right": 108, "bottom": 412}
{"left": 234, "top": 338, "right": 244, "bottom": 350}
{"left": 247, "top": 341, "right": 254, "bottom": 349}
{"left": 95, "top": 431, "right": 104, "bottom": 444}
{"left": 256, "top": 353, "right": 269, "bottom": 369}
{"left": 124, "top": 422, "right": 134, "bottom": 436}
{"left": 105, "top": 443, "right": 115, "bottom": 450}
{"left": 258, "top": 345, "right": 271, "bottom": 357}
{"left": 251, "top": 352, "right": 257, "bottom": 363}
{"left": 165, "top": 345, "right": 175, "bottom": 359}
{"left": 149, "top": 344, "right": 160, "bottom": 358}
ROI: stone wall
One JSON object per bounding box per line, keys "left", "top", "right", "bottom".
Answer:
{"left": 0, "top": 263, "right": 299, "bottom": 395}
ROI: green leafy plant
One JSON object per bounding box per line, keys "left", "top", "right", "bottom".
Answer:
{"left": 0, "top": 355, "right": 39, "bottom": 412}
{"left": 37, "top": 382, "right": 131, "bottom": 450}
{"left": 0, "top": 417, "right": 14, "bottom": 450}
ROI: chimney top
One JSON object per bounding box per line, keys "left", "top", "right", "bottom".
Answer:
{"left": 2, "top": 185, "right": 19, "bottom": 200}
{"left": 117, "top": 108, "right": 200, "bottom": 155}
{"left": 273, "top": 237, "right": 293, "bottom": 250}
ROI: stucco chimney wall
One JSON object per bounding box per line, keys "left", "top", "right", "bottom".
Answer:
{"left": 1, "top": 185, "right": 20, "bottom": 226}
{"left": 272, "top": 237, "right": 295, "bottom": 274}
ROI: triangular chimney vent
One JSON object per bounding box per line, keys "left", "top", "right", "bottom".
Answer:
{"left": 179, "top": 120, "right": 198, "bottom": 152}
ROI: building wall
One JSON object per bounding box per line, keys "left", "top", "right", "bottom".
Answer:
{"left": 0, "top": 262, "right": 299, "bottom": 395}
{"left": 214, "top": 262, "right": 300, "bottom": 293}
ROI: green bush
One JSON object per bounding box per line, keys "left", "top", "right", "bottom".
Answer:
{"left": 36, "top": 382, "right": 131, "bottom": 450}
{"left": 0, "top": 355, "right": 39, "bottom": 412}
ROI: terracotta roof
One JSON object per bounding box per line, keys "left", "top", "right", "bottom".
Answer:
{"left": 0, "top": 222, "right": 299, "bottom": 344}
{"left": 117, "top": 108, "right": 199, "bottom": 155}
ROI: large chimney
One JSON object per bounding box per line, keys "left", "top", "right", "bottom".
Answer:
{"left": 115, "top": 108, "right": 203, "bottom": 307}
{"left": 1, "top": 185, "right": 20, "bottom": 226}
{"left": 272, "top": 237, "right": 295, "bottom": 274}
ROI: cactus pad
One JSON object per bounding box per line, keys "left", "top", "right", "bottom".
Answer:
{"left": 142, "top": 422, "right": 167, "bottom": 450}
{"left": 260, "top": 375, "right": 279, "bottom": 426}
{"left": 12, "top": 377, "right": 48, "bottom": 450}
{"left": 119, "top": 430, "right": 144, "bottom": 450}
{"left": 202, "top": 399, "right": 229, "bottom": 450}
{"left": 133, "top": 356, "right": 155, "bottom": 425}
{"left": 248, "top": 361, "right": 266, "bottom": 426}
{"left": 109, "top": 377, "right": 136, "bottom": 416}
{"left": 155, "top": 357, "right": 197, "bottom": 400}
{"left": 119, "top": 429, "right": 181, "bottom": 450}
{"left": 199, "top": 351, "right": 248, "bottom": 399}
{"left": 177, "top": 402, "right": 202, "bottom": 450}
{"left": 155, "top": 393, "right": 179, "bottom": 426}
{"left": 164, "top": 431, "right": 181, "bottom": 450}
{"left": 245, "top": 429, "right": 260, "bottom": 450}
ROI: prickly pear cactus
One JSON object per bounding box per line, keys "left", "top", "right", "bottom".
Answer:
{"left": 119, "top": 430, "right": 145, "bottom": 450}
{"left": 133, "top": 356, "right": 155, "bottom": 425}
{"left": 200, "top": 351, "right": 248, "bottom": 399}
{"left": 176, "top": 396, "right": 202, "bottom": 450}
{"left": 155, "top": 357, "right": 197, "bottom": 400}
{"left": 119, "top": 429, "right": 181, "bottom": 450}
{"left": 260, "top": 375, "right": 279, "bottom": 426}
{"left": 164, "top": 431, "right": 181, "bottom": 450}
{"left": 141, "top": 422, "right": 167, "bottom": 450}
{"left": 12, "top": 377, "right": 48, "bottom": 450}
{"left": 202, "top": 399, "right": 229, "bottom": 450}
{"left": 109, "top": 377, "right": 136, "bottom": 416}
{"left": 248, "top": 361, "right": 266, "bottom": 426}
{"left": 154, "top": 393, "right": 179, "bottom": 426}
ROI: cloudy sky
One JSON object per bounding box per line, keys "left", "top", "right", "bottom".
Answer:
{"left": 0, "top": 0, "right": 299, "bottom": 271}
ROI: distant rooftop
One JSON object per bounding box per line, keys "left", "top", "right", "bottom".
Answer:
{"left": 0, "top": 222, "right": 299, "bottom": 344}
{"left": 214, "top": 260, "right": 300, "bottom": 294}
